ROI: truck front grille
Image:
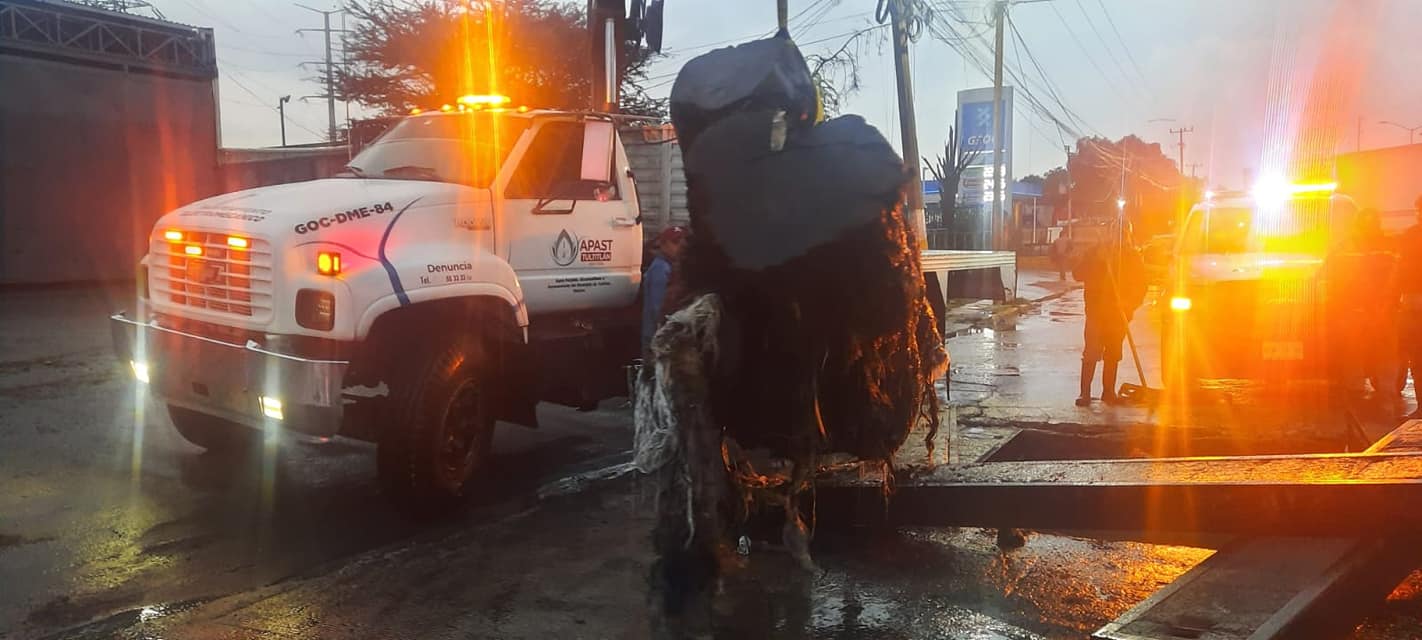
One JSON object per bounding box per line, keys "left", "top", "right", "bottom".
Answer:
{"left": 150, "top": 230, "right": 274, "bottom": 320}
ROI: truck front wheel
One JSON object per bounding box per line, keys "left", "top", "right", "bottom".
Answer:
{"left": 377, "top": 336, "right": 495, "bottom": 515}
{"left": 167, "top": 405, "right": 257, "bottom": 453}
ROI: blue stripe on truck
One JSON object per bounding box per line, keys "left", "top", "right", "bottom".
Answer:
{"left": 378, "top": 198, "right": 422, "bottom": 306}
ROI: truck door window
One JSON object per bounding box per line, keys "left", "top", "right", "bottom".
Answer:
{"left": 506, "top": 121, "right": 617, "bottom": 202}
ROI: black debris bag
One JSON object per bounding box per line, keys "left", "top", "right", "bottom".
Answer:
{"left": 645, "top": 34, "right": 948, "bottom": 627}
{"left": 669, "top": 35, "right": 818, "bottom": 154}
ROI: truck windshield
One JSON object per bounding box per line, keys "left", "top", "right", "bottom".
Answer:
{"left": 1180, "top": 200, "right": 1349, "bottom": 256}
{"left": 341, "top": 113, "right": 530, "bottom": 187}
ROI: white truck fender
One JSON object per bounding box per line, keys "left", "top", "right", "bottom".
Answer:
{"left": 355, "top": 283, "right": 529, "bottom": 341}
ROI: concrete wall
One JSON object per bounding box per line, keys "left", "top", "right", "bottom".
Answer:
{"left": 218, "top": 147, "right": 349, "bottom": 194}
{"left": 1337, "top": 143, "right": 1422, "bottom": 235}
{"left": 0, "top": 54, "right": 219, "bottom": 283}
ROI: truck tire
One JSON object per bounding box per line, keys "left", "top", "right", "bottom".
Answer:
{"left": 377, "top": 335, "right": 495, "bottom": 515}
{"left": 167, "top": 405, "right": 257, "bottom": 453}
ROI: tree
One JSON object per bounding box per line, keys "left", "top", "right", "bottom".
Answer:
{"left": 922, "top": 117, "right": 981, "bottom": 214}
{"left": 1034, "top": 135, "right": 1189, "bottom": 236}
{"left": 335, "top": 0, "right": 663, "bottom": 116}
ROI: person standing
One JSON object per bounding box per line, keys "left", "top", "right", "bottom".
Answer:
{"left": 1325, "top": 209, "right": 1399, "bottom": 399}
{"left": 1074, "top": 225, "right": 1147, "bottom": 406}
{"left": 1050, "top": 233, "right": 1074, "bottom": 280}
{"left": 1398, "top": 197, "right": 1422, "bottom": 417}
{"left": 642, "top": 226, "right": 688, "bottom": 354}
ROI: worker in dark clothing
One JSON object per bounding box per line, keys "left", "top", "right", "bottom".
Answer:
{"left": 1074, "top": 226, "right": 1147, "bottom": 406}
{"left": 641, "top": 226, "right": 688, "bottom": 354}
{"left": 1050, "top": 234, "right": 1074, "bottom": 280}
{"left": 1398, "top": 197, "right": 1422, "bottom": 417}
{"left": 1324, "top": 208, "right": 1399, "bottom": 399}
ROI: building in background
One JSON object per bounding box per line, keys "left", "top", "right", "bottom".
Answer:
{"left": 0, "top": 0, "right": 219, "bottom": 283}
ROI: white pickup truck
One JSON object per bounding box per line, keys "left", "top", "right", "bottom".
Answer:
{"left": 113, "top": 105, "right": 648, "bottom": 511}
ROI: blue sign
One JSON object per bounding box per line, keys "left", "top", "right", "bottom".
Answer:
{"left": 960, "top": 101, "right": 995, "bottom": 153}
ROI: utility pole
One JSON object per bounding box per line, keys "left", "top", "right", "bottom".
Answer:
{"left": 296, "top": 4, "right": 346, "bottom": 143}
{"left": 1063, "top": 144, "right": 1073, "bottom": 240}
{"left": 888, "top": 0, "right": 926, "bottom": 249}
{"left": 278, "top": 95, "right": 290, "bottom": 147}
{"left": 1169, "top": 126, "right": 1193, "bottom": 175}
{"left": 990, "top": 0, "right": 1006, "bottom": 250}
{"left": 1185, "top": 162, "right": 1201, "bottom": 179}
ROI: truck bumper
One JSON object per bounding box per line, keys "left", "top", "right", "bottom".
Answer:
{"left": 110, "top": 313, "right": 349, "bottom": 437}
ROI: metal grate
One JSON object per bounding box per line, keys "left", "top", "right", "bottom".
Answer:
{"left": 150, "top": 230, "right": 274, "bottom": 320}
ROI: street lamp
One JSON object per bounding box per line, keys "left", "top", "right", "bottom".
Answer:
{"left": 278, "top": 95, "right": 291, "bottom": 147}
{"left": 1117, "top": 198, "right": 1126, "bottom": 211}
{"left": 1379, "top": 120, "right": 1422, "bottom": 145}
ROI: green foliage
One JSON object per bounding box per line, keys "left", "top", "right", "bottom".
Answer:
{"left": 335, "top": 0, "right": 664, "bottom": 116}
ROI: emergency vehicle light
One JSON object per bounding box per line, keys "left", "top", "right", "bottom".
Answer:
{"left": 163, "top": 230, "right": 183, "bottom": 242}
{"left": 259, "top": 396, "right": 284, "bottom": 421}
{"left": 457, "top": 94, "right": 511, "bottom": 107}
{"left": 1252, "top": 176, "right": 1337, "bottom": 206}
{"left": 226, "top": 236, "right": 249, "bottom": 249}
{"left": 316, "top": 251, "right": 341, "bottom": 276}
{"left": 184, "top": 244, "right": 203, "bottom": 256}
{"left": 1170, "top": 296, "right": 1192, "bottom": 312}
{"left": 129, "top": 360, "right": 150, "bottom": 384}
{"left": 409, "top": 107, "right": 423, "bottom": 115}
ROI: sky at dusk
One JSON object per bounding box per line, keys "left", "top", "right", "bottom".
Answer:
{"left": 153, "top": 0, "right": 1422, "bottom": 190}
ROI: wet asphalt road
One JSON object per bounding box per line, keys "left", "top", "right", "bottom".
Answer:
{"left": 0, "top": 285, "right": 635, "bottom": 640}
{"left": 6, "top": 274, "right": 1422, "bottom": 639}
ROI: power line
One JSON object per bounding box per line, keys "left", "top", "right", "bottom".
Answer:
{"left": 1071, "top": 0, "right": 1145, "bottom": 102}
{"left": 1046, "top": 1, "right": 1131, "bottom": 104}
{"left": 1093, "top": 0, "right": 1150, "bottom": 90}
{"left": 1007, "top": 14, "right": 1096, "bottom": 136}
{"left": 219, "top": 66, "right": 326, "bottom": 140}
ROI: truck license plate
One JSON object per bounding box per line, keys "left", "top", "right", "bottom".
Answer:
{"left": 1262, "top": 341, "right": 1304, "bottom": 361}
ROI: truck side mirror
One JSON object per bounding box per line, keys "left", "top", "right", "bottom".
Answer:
{"left": 581, "top": 120, "right": 614, "bottom": 184}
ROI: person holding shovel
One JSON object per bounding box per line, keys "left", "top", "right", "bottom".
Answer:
{"left": 1074, "top": 223, "right": 1148, "bottom": 406}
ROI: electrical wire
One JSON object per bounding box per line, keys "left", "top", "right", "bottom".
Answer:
{"left": 219, "top": 64, "right": 327, "bottom": 140}
{"left": 1071, "top": 0, "right": 1146, "bottom": 102}
{"left": 1046, "top": 1, "right": 1132, "bottom": 104}
{"left": 1094, "top": 0, "right": 1150, "bottom": 89}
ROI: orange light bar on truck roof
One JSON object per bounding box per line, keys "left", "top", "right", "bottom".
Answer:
{"left": 457, "top": 94, "right": 511, "bottom": 106}
{"left": 226, "top": 236, "right": 249, "bottom": 249}
{"left": 163, "top": 230, "right": 183, "bottom": 242}
{"left": 184, "top": 244, "right": 203, "bottom": 256}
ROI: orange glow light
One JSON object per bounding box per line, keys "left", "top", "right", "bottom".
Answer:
{"left": 409, "top": 107, "right": 424, "bottom": 115}
{"left": 184, "top": 244, "right": 203, "bottom": 256}
{"left": 316, "top": 251, "right": 341, "bottom": 276}
{"left": 440, "top": 104, "right": 454, "bottom": 112}
{"left": 163, "top": 230, "right": 183, "bottom": 242}
{"left": 226, "top": 236, "right": 249, "bottom": 249}
{"left": 457, "top": 94, "right": 511, "bottom": 107}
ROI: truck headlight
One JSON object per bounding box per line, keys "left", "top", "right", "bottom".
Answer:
{"left": 296, "top": 289, "right": 336, "bottom": 331}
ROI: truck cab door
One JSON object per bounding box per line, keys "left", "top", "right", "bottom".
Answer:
{"left": 499, "top": 119, "right": 641, "bottom": 315}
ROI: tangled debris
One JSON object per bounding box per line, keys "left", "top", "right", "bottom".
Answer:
{"left": 634, "top": 34, "right": 948, "bottom": 634}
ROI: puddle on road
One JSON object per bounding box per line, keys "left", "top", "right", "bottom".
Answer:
{"left": 39, "top": 598, "right": 211, "bottom": 640}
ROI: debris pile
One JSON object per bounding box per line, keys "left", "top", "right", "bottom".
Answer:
{"left": 634, "top": 34, "right": 948, "bottom": 632}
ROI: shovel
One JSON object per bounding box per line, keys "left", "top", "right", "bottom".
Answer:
{"left": 1105, "top": 245, "right": 1162, "bottom": 406}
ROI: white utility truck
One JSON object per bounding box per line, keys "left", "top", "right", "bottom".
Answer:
{"left": 112, "top": 98, "right": 1015, "bottom": 511}
{"left": 113, "top": 101, "right": 647, "bottom": 510}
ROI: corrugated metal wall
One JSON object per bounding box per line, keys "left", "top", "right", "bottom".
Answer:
{"left": 622, "top": 125, "right": 687, "bottom": 239}
{"left": 0, "top": 54, "right": 220, "bottom": 283}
